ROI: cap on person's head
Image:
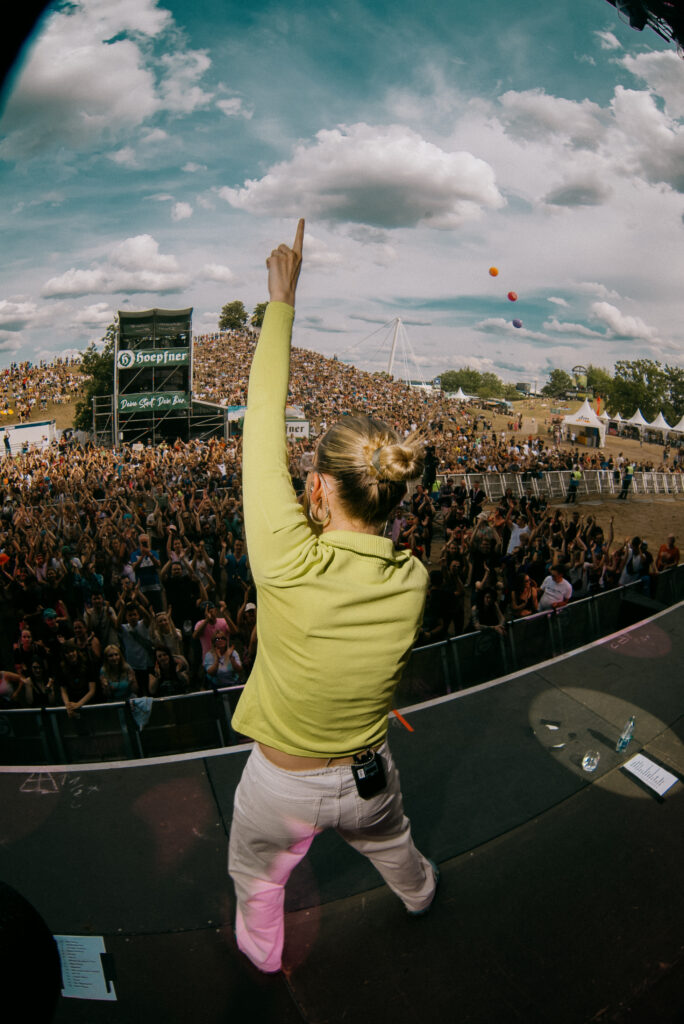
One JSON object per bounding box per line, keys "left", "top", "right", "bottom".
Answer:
{"left": 245, "top": 602, "right": 256, "bottom": 612}
{"left": 202, "top": 601, "right": 215, "bottom": 611}
{"left": 42, "top": 608, "right": 57, "bottom": 620}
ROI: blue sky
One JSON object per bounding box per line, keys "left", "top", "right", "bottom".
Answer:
{"left": 0, "top": 0, "right": 682, "bottom": 386}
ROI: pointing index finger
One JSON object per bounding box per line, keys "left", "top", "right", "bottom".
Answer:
{"left": 292, "top": 217, "right": 305, "bottom": 257}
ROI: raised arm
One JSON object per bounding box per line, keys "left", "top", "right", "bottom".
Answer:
{"left": 242, "top": 220, "right": 307, "bottom": 579}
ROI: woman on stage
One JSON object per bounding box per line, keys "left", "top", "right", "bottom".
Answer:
{"left": 229, "top": 219, "right": 437, "bottom": 974}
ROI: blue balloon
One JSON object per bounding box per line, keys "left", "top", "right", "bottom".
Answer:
{"left": 512, "top": 319, "right": 523, "bottom": 329}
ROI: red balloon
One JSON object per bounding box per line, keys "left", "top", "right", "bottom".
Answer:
{"left": 507, "top": 291, "right": 518, "bottom": 302}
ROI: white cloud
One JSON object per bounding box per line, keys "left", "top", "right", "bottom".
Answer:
{"left": 216, "top": 97, "right": 252, "bottom": 119}
{"left": 0, "top": 300, "right": 39, "bottom": 331}
{"left": 201, "top": 264, "right": 235, "bottom": 283}
{"left": 576, "top": 282, "right": 621, "bottom": 300}
{"left": 41, "top": 235, "right": 188, "bottom": 297}
{"left": 157, "top": 51, "right": 214, "bottom": 114}
{"left": 219, "top": 122, "right": 504, "bottom": 229}
{"left": 622, "top": 50, "right": 684, "bottom": 120}
{"left": 108, "top": 147, "right": 138, "bottom": 167}
{"left": 0, "top": 334, "right": 22, "bottom": 353}
{"left": 141, "top": 128, "right": 169, "bottom": 144}
{"left": 42, "top": 268, "right": 109, "bottom": 297}
{"left": 194, "top": 312, "right": 222, "bottom": 334}
{"left": 498, "top": 89, "right": 606, "bottom": 148}
{"left": 590, "top": 301, "right": 658, "bottom": 340}
{"left": 547, "top": 296, "right": 569, "bottom": 307}
{"left": 482, "top": 71, "right": 684, "bottom": 210}
{"left": 473, "top": 317, "right": 551, "bottom": 342}
{"left": 182, "top": 162, "right": 207, "bottom": 173}
{"left": 595, "top": 30, "right": 621, "bottom": 51}
{"left": 301, "top": 234, "right": 345, "bottom": 270}
{"left": 608, "top": 86, "right": 684, "bottom": 193}
{"left": 71, "top": 302, "right": 115, "bottom": 329}
{"left": 0, "top": 0, "right": 213, "bottom": 160}
{"left": 544, "top": 174, "right": 612, "bottom": 207}
{"left": 171, "top": 202, "right": 193, "bottom": 221}
{"left": 543, "top": 316, "right": 607, "bottom": 339}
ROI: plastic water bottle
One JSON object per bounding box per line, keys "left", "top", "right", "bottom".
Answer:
{"left": 616, "top": 715, "right": 635, "bottom": 753}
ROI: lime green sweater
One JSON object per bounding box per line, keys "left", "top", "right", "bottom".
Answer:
{"left": 232, "top": 302, "right": 428, "bottom": 757}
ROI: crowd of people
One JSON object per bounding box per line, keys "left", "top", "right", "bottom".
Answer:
{"left": 0, "top": 357, "right": 86, "bottom": 423}
{"left": 0, "top": 332, "right": 681, "bottom": 713}
{"left": 193, "top": 329, "right": 680, "bottom": 475}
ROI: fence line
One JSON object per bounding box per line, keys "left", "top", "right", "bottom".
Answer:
{"left": 2, "top": 566, "right": 682, "bottom": 767}
{"left": 439, "top": 469, "right": 684, "bottom": 502}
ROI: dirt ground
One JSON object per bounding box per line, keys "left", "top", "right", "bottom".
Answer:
{"left": 36, "top": 396, "right": 684, "bottom": 550}
{"left": 478, "top": 397, "right": 684, "bottom": 551}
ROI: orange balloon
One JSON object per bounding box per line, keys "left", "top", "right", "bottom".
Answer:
{"left": 489, "top": 266, "right": 499, "bottom": 277}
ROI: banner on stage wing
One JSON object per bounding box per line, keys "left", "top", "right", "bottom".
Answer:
{"left": 118, "top": 392, "right": 189, "bottom": 412}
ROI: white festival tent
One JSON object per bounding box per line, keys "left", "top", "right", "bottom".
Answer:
{"left": 649, "top": 412, "right": 672, "bottom": 433}
{"left": 450, "top": 387, "right": 476, "bottom": 402}
{"left": 599, "top": 409, "right": 611, "bottom": 422}
{"left": 562, "top": 399, "right": 606, "bottom": 447}
{"left": 625, "top": 409, "right": 649, "bottom": 430}
{"left": 671, "top": 415, "right": 684, "bottom": 434}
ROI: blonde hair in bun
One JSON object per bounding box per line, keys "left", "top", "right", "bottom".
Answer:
{"left": 315, "top": 415, "right": 424, "bottom": 526}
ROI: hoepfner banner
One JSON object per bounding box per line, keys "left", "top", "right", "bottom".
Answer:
{"left": 117, "top": 348, "right": 189, "bottom": 370}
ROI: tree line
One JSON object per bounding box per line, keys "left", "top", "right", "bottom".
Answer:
{"left": 438, "top": 369, "right": 523, "bottom": 402}
{"left": 541, "top": 361, "right": 684, "bottom": 423}
{"left": 73, "top": 309, "right": 684, "bottom": 433}
{"left": 218, "top": 301, "right": 267, "bottom": 331}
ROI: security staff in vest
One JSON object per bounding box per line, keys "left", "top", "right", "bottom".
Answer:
{"left": 565, "top": 465, "right": 582, "bottom": 503}
{"left": 617, "top": 462, "right": 635, "bottom": 499}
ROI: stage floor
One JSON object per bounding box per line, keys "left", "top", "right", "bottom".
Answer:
{"left": 1, "top": 604, "right": 683, "bottom": 1023}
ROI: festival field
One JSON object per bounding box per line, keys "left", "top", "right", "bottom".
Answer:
{"left": 33, "top": 394, "right": 684, "bottom": 553}
{"left": 509, "top": 398, "right": 683, "bottom": 550}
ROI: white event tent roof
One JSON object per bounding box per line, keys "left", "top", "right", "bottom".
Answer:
{"left": 450, "top": 387, "right": 475, "bottom": 402}
{"left": 649, "top": 412, "right": 672, "bottom": 433}
{"left": 562, "top": 399, "right": 606, "bottom": 446}
{"left": 625, "top": 409, "right": 649, "bottom": 428}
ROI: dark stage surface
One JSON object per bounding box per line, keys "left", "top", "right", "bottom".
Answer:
{"left": 1, "top": 605, "right": 683, "bottom": 1023}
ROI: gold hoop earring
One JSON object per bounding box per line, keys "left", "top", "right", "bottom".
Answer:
{"left": 309, "top": 500, "right": 331, "bottom": 527}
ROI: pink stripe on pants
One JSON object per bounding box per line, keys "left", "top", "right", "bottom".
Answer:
{"left": 228, "top": 742, "right": 435, "bottom": 973}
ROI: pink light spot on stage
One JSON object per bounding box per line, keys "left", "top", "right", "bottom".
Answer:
{"left": 132, "top": 775, "right": 216, "bottom": 874}
{"left": 607, "top": 626, "right": 672, "bottom": 660}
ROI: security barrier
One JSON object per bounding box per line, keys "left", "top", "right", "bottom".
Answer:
{"left": 2, "top": 565, "right": 682, "bottom": 766}
{"left": 440, "top": 469, "right": 684, "bottom": 501}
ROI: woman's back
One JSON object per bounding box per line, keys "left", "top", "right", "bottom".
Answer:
{"left": 234, "top": 294, "right": 428, "bottom": 757}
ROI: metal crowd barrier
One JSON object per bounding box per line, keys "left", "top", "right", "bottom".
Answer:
{"left": 440, "top": 469, "right": 684, "bottom": 501}
{"left": 2, "top": 566, "right": 682, "bottom": 766}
